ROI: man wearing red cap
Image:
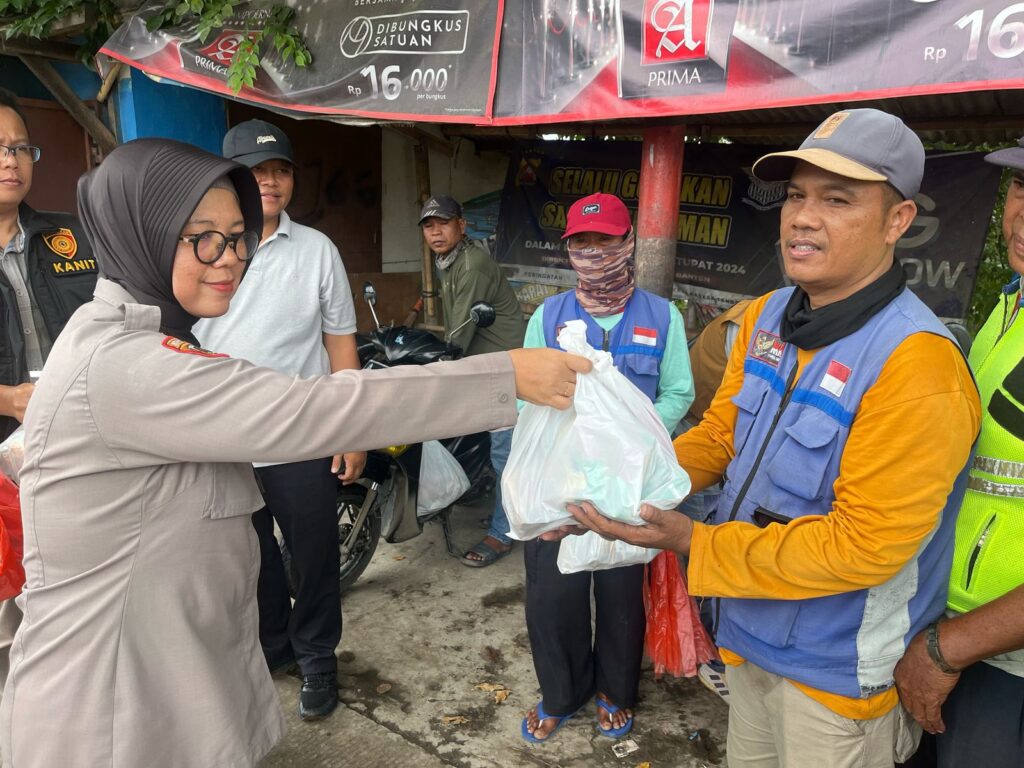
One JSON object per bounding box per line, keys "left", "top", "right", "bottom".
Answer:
{"left": 520, "top": 192, "right": 693, "bottom": 742}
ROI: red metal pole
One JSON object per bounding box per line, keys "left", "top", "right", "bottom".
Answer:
{"left": 635, "top": 124, "right": 686, "bottom": 299}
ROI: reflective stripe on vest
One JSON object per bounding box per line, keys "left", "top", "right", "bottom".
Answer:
{"left": 948, "top": 286, "right": 1024, "bottom": 614}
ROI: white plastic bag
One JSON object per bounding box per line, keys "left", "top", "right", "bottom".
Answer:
{"left": 417, "top": 440, "right": 470, "bottom": 517}
{"left": 502, "top": 319, "right": 692, "bottom": 547}
{"left": 0, "top": 426, "right": 25, "bottom": 486}
{"left": 557, "top": 530, "right": 659, "bottom": 574}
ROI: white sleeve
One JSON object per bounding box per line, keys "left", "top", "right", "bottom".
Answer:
{"left": 320, "top": 240, "right": 357, "bottom": 336}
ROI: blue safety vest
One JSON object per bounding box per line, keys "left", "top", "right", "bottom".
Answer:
{"left": 712, "top": 287, "right": 972, "bottom": 699}
{"left": 542, "top": 288, "right": 670, "bottom": 402}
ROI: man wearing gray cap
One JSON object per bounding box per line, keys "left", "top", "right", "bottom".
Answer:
{"left": 419, "top": 195, "right": 525, "bottom": 566}
{"left": 559, "top": 109, "right": 981, "bottom": 765}
{"left": 195, "top": 118, "right": 363, "bottom": 721}
{"left": 893, "top": 139, "right": 1024, "bottom": 768}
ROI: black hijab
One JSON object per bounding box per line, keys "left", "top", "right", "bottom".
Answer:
{"left": 77, "top": 138, "right": 262, "bottom": 344}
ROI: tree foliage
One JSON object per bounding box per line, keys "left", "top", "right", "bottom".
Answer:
{"left": 0, "top": 0, "right": 311, "bottom": 92}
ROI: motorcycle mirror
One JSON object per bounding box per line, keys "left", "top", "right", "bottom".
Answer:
{"left": 363, "top": 281, "right": 377, "bottom": 306}
{"left": 469, "top": 302, "right": 496, "bottom": 329}
{"left": 363, "top": 281, "right": 382, "bottom": 330}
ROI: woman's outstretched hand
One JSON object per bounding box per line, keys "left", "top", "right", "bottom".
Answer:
{"left": 508, "top": 348, "right": 592, "bottom": 410}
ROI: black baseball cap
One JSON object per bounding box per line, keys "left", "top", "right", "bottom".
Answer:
{"left": 222, "top": 119, "right": 294, "bottom": 168}
{"left": 418, "top": 194, "right": 462, "bottom": 225}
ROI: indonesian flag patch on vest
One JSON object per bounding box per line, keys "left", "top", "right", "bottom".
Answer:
{"left": 633, "top": 326, "right": 657, "bottom": 347}
{"left": 820, "top": 360, "right": 852, "bottom": 397}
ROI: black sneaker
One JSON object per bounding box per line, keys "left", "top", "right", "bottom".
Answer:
{"left": 298, "top": 672, "right": 338, "bottom": 721}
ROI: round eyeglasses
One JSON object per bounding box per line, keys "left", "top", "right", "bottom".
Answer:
{"left": 178, "top": 230, "right": 259, "bottom": 265}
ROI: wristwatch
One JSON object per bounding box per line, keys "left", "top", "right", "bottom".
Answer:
{"left": 925, "top": 621, "right": 960, "bottom": 674}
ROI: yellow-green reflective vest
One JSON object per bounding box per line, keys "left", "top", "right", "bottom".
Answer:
{"left": 948, "top": 278, "right": 1024, "bottom": 613}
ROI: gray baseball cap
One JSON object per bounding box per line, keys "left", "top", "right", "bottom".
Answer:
{"left": 984, "top": 137, "right": 1024, "bottom": 171}
{"left": 222, "top": 119, "right": 294, "bottom": 168}
{"left": 418, "top": 194, "right": 462, "bottom": 225}
{"left": 752, "top": 109, "right": 925, "bottom": 200}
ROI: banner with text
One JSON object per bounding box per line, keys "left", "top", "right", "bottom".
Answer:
{"left": 494, "top": 143, "right": 1001, "bottom": 321}
{"left": 492, "top": 0, "right": 1024, "bottom": 123}
{"left": 104, "top": 0, "right": 1024, "bottom": 125}
{"left": 100, "top": 0, "right": 503, "bottom": 122}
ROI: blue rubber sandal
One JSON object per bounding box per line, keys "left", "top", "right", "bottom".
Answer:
{"left": 521, "top": 701, "right": 577, "bottom": 743}
{"left": 595, "top": 697, "right": 634, "bottom": 739}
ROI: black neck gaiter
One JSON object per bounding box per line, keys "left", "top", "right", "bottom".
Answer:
{"left": 780, "top": 259, "right": 907, "bottom": 350}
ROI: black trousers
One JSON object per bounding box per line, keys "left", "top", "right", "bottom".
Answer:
{"left": 524, "top": 538, "right": 646, "bottom": 717}
{"left": 252, "top": 458, "right": 340, "bottom": 676}
{"left": 900, "top": 661, "right": 1024, "bottom": 768}
{"left": 937, "top": 660, "right": 1024, "bottom": 768}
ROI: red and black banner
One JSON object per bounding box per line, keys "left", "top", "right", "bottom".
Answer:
{"left": 103, "top": 0, "right": 1024, "bottom": 124}
{"left": 101, "top": 0, "right": 504, "bottom": 122}
{"left": 494, "top": 142, "right": 1002, "bottom": 321}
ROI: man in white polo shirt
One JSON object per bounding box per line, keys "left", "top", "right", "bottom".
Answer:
{"left": 195, "top": 119, "right": 364, "bottom": 721}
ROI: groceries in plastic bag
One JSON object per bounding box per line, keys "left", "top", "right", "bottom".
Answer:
{"left": 416, "top": 440, "right": 470, "bottom": 517}
{"left": 0, "top": 468, "right": 23, "bottom": 600}
{"left": 644, "top": 551, "right": 718, "bottom": 679}
{"left": 503, "top": 319, "right": 691, "bottom": 542}
{"left": 557, "top": 529, "right": 659, "bottom": 574}
{"left": 0, "top": 425, "right": 25, "bottom": 485}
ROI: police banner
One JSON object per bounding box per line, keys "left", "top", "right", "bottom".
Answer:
{"left": 494, "top": 143, "right": 1001, "bottom": 321}
{"left": 493, "top": 0, "right": 1024, "bottom": 124}
{"left": 100, "top": 0, "right": 503, "bottom": 122}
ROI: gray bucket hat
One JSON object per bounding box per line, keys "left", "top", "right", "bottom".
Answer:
{"left": 752, "top": 109, "right": 925, "bottom": 200}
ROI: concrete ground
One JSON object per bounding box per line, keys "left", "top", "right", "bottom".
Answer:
{"left": 260, "top": 503, "right": 728, "bottom": 768}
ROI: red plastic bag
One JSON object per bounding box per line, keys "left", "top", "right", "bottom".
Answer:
{"left": 643, "top": 550, "right": 718, "bottom": 679}
{"left": 0, "top": 472, "right": 24, "bottom": 601}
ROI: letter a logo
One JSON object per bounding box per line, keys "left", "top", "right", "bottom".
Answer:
{"left": 641, "top": 0, "right": 712, "bottom": 65}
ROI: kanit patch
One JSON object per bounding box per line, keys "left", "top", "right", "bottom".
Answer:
{"left": 161, "top": 336, "right": 229, "bottom": 359}
{"left": 750, "top": 330, "right": 785, "bottom": 366}
{"left": 42, "top": 228, "right": 77, "bottom": 259}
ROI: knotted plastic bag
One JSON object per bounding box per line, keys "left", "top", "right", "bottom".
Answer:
{"left": 417, "top": 440, "right": 470, "bottom": 517}
{"left": 0, "top": 470, "right": 24, "bottom": 601}
{"left": 502, "top": 319, "right": 691, "bottom": 546}
{"left": 643, "top": 551, "right": 718, "bottom": 679}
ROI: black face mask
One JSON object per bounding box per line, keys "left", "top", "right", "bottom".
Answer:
{"left": 780, "top": 259, "right": 908, "bottom": 350}
{"left": 77, "top": 139, "right": 262, "bottom": 345}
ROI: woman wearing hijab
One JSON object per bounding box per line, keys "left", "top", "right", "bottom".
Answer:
{"left": 520, "top": 193, "right": 694, "bottom": 743}
{"left": 0, "top": 139, "right": 587, "bottom": 768}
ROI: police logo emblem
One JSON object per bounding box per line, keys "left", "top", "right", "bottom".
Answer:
{"left": 43, "top": 228, "right": 77, "bottom": 260}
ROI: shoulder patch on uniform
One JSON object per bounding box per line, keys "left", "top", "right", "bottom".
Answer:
{"left": 750, "top": 329, "right": 785, "bottom": 366}
{"left": 42, "top": 228, "right": 78, "bottom": 259}
{"left": 161, "top": 336, "right": 229, "bottom": 359}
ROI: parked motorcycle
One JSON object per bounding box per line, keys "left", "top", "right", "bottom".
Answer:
{"left": 281, "top": 282, "right": 499, "bottom": 594}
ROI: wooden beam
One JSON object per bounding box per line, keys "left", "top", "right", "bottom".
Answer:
{"left": 17, "top": 55, "right": 117, "bottom": 156}
{"left": 389, "top": 125, "right": 454, "bottom": 158}
{"left": 0, "top": 37, "right": 81, "bottom": 62}
{"left": 412, "top": 141, "right": 441, "bottom": 326}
